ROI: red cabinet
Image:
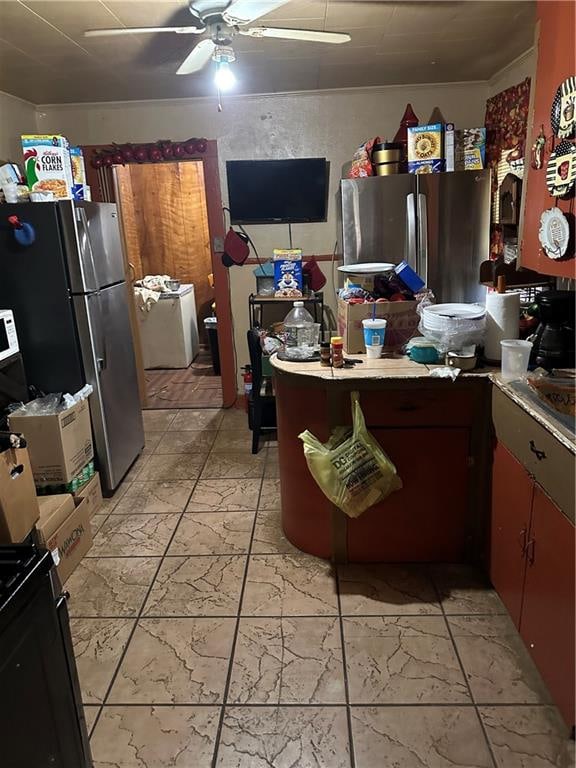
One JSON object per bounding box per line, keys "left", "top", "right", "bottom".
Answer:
{"left": 521, "top": 485, "right": 575, "bottom": 726}
{"left": 490, "top": 441, "right": 575, "bottom": 726}
{"left": 521, "top": 0, "right": 576, "bottom": 278}
{"left": 490, "top": 442, "right": 534, "bottom": 626}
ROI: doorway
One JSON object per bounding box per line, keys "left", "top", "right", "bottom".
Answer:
{"left": 115, "top": 161, "right": 222, "bottom": 409}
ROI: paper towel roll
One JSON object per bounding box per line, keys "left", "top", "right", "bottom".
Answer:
{"left": 485, "top": 292, "right": 521, "bottom": 361}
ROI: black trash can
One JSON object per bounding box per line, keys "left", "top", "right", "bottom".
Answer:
{"left": 204, "top": 317, "right": 221, "bottom": 375}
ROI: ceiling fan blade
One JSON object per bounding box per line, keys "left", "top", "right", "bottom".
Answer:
{"left": 223, "top": 0, "right": 292, "bottom": 26}
{"left": 240, "top": 27, "right": 351, "bottom": 44}
{"left": 84, "top": 26, "right": 203, "bottom": 37}
{"left": 176, "top": 39, "right": 216, "bottom": 75}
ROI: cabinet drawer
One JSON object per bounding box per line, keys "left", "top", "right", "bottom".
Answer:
{"left": 359, "top": 388, "right": 476, "bottom": 428}
{"left": 492, "top": 387, "right": 575, "bottom": 522}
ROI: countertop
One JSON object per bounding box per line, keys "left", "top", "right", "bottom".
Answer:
{"left": 271, "top": 352, "right": 575, "bottom": 453}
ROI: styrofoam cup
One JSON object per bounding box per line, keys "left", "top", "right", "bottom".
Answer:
{"left": 500, "top": 339, "right": 532, "bottom": 381}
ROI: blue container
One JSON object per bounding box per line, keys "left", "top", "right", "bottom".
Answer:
{"left": 395, "top": 260, "right": 425, "bottom": 293}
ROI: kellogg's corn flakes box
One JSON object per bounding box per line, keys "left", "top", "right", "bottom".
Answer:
{"left": 21, "top": 134, "right": 74, "bottom": 199}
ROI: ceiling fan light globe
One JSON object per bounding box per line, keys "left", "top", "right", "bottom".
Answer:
{"left": 214, "top": 61, "right": 236, "bottom": 90}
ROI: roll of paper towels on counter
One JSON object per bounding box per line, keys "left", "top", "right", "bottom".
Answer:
{"left": 485, "top": 291, "right": 520, "bottom": 361}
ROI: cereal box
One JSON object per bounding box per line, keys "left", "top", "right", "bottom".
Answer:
{"left": 273, "top": 249, "right": 303, "bottom": 298}
{"left": 455, "top": 128, "right": 486, "bottom": 171}
{"left": 70, "top": 146, "right": 87, "bottom": 200}
{"left": 408, "top": 123, "right": 444, "bottom": 173}
{"left": 21, "top": 134, "right": 74, "bottom": 199}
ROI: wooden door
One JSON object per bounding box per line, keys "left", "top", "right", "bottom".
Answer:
{"left": 521, "top": 484, "right": 575, "bottom": 726}
{"left": 489, "top": 442, "right": 533, "bottom": 626}
{"left": 520, "top": 0, "right": 576, "bottom": 277}
{"left": 347, "top": 427, "right": 469, "bottom": 562}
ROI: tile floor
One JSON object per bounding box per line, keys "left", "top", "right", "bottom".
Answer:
{"left": 144, "top": 350, "right": 223, "bottom": 409}
{"left": 68, "top": 409, "right": 575, "bottom": 768}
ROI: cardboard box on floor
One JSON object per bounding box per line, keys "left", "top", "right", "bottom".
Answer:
{"left": 36, "top": 493, "right": 92, "bottom": 583}
{"left": 10, "top": 399, "right": 94, "bottom": 485}
{"left": 0, "top": 445, "right": 40, "bottom": 543}
{"left": 73, "top": 472, "right": 102, "bottom": 519}
{"left": 337, "top": 299, "right": 420, "bottom": 354}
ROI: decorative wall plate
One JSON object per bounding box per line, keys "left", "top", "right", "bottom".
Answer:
{"left": 551, "top": 76, "right": 576, "bottom": 139}
{"left": 546, "top": 139, "right": 576, "bottom": 196}
{"left": 538, "top": 207, "right": 570, "bottom": 259}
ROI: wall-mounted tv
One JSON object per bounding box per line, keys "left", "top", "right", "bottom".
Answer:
{"left": 226, "top": 158, "right": 329, "bottom": 225}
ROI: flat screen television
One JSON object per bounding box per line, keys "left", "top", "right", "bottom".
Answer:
{"left": 226, "top": 158, "right": 329, "bottom": 224}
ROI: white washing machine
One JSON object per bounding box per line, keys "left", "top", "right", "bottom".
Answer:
{"left": 138, "top": 284, "right": 200, "bottom": 369}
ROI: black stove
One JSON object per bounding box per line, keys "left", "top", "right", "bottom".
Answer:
{"left": 0, "top": 544, "right": 93, "bottom": 767}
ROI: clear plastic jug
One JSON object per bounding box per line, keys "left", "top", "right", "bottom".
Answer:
{"left": 283, "top": 301, "right": 316, "bottom": 359}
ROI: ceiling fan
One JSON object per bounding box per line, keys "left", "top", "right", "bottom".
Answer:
{"left": 84, "top": 0, "right": 351, "bottom": 84}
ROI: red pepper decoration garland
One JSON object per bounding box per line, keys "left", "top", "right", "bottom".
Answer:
{"left": 90, "top": 138, "right": 208, "bottom": 169}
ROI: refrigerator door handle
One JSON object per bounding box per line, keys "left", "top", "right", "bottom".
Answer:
{"left": 406, "top": 193, "right": 416, "bottom": 267}
{"left": 417, "top": 193, "right": 428, "bottom": 283}
{"left": 76, "top": 207, "right": 99, "bottom": 292}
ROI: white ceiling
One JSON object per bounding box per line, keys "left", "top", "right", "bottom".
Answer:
{"left": 0, "top": 0, "right": 535, "bottom": 104}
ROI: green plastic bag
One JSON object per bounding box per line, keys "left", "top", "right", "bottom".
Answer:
{"left": 299, "top": 392, "right": 402, "bottom": 518}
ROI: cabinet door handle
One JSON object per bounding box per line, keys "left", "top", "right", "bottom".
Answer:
{"left": 529, "top": 440, "right": 546, "bottom": 461}
{"left": 526, "top": 538, "right": 536, "bottom": 565}
{"left": 518, "top": 527, "right": 528, "bottom": 555}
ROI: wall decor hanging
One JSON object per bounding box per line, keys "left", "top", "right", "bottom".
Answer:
{"left": 531, "top": 125, "right": 547, "bottom": 169}
{"left": 90, "top": 138, "right": 208, "bottom": 169}
{"left": 538, "top": 207, "right": 570, "bottom": 259}
{"left": 546, "top": 139, "right": 576, "bottom": 197}
{"left": 551, "top": 76, "right": 576, "bottom": 139}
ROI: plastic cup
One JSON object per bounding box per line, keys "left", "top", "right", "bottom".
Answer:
{"left": 500, "top": 339, "right": 532, "bottom": 381}
{"left": 362, "top": 318, "right": 387, "bottom": 359}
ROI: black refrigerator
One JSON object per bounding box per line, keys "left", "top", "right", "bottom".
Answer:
{"left": 0, "top": 201, "right": 144, "bottom": 492}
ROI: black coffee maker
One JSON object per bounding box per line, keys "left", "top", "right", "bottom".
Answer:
{"left": 531, "top": 290, "right": 575, "bottom": 370}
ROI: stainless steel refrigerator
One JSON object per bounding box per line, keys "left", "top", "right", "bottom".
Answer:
{"left": 339, "top": 169, "right": 491, "bottom": 304}
{"left": 0, "top": 200, "right": 144, "bottom": 493}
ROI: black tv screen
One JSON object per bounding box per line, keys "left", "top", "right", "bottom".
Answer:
{"left": 226, "top": 158, "right": 328, "bottom": 224}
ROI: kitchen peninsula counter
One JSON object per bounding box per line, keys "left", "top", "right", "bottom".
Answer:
{"left": 271, "top": 353, "right": 575, "bottom": 562}
{"left": 271, "top": 353, "right": 492, "bottom": 563}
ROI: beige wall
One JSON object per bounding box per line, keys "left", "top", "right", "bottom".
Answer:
{"left": 488, "top": 48, "right": 535, "bottom": 98}
{"left": 0, "top": 90, "right": 37, "bottom": 161}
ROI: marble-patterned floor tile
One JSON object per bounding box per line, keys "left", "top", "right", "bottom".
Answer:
{"left": 448, "top": 615, "right": 552, "bottom": 704}
{"left": 142, "top": 430, "right": 164, "bottom": 455}
{"left": 99, "top": 480, "right": 131, "bottom": 514}
{"left": 124, "top": 454, "right": 151, "bottom": 482}
{"left": 216, "top": 706, "right": 350, "bottom": 768}
{"left": 111, "top": 481, "right": 194, "bottom": 515}
{"left": 479, "top": 706, "right": 575, "bottom": 768}
{"left": 70, "top": 617, "right": 135, "bottom": 704}
{"left": 263, "top": 449, "right": 280, "bottom": 479}
{"left": 187, "top": 479, "right": 261, "bottom": 512}
{"left": 201, "top": 452, "right": 266, "bottom": 479}
{"left": 171, "top": 409, "right": 224, "bottom": 431}
{"left": 108, "top": 617, "right": 235, "bottom": 704}
{"left": 91, "top": 513, "right": 108, "bottom": 535}
{"left": 343, "top": 616, "right": 470, "bottom": 704}
{"left": 242, "top": 555, "right": 338, "bottom": 616}
{"left": 168, "top": 512, "right": 254, "bottom": 555}
{"left": 212, "top": 430, "right": 254, "bottom": 453}
{"left": 220, "top": 408, "right": 249, "bottom": 429}
{"left": 136, "top": 453, "right": 207, "bottom": 482}
{"left": 156, "top": 430, "right": 218, "bottom": 454}
{"left": 142, "top": 409, "right": 178, "bottom": 431}
{"left": 83, "top": 705, "right": 100, "bottom": 735}
{"left": 143, "top": 555, "right": 246, "bottom": 616}
{"left": 90, "top": 514, "right": 179, "bottom": 557}
{"left": 339, "top": 563, "right": 441, "bottom": 616}
{"left": 351, "top": 706, "right": 493, "bottom": 768}
{"left": 258, "top": 479, "right": 281, "bottom": 510}
{"left": 66, "top": 557, "right": 159, "bottom": 617}
{"left": 431, "top": 564, "right": 507, "bottom": 614}
{"left": 228, "top": 617, "right": 345, "bottom": 704}
{"left": 91, "top": 706, "right": 219, "bottom": 768}
{"left": 251, "top": 509, "right": 299, "bottom": 555}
